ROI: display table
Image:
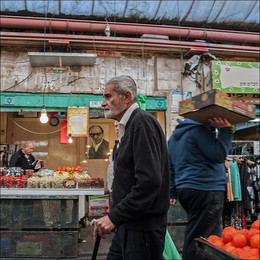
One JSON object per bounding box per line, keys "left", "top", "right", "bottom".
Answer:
{"left": 0, "top": 188, "right": 104, "bottom": 196}
{"left": 0, "top": 188, "right": 104, "bottom": 258}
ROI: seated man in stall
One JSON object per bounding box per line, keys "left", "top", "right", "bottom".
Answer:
{"left": 9, "top": 141, "right": 45, "bottom": 225}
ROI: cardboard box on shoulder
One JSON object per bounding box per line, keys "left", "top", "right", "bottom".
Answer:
{"left": 179, "top": 89, "right": 256, "bottom": 125}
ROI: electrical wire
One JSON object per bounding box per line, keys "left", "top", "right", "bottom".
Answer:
{"left": 12, "top": 120, "right": 67, "bottom": 135}
{"left": 203, "top": 0, "right": 216, "bottom": 28}
{"left": 3, "top": 70, "right": 33, "bottom": 92}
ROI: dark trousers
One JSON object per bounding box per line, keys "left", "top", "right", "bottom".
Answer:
{"left": 178, "top": 189, "right": 225, "bottom": 260}
{"left": 107, "top": 225, "right": 166, "bottom": 260}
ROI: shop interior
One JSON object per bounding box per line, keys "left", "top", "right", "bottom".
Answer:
{"left": 0, "top": 109, "right": 166, "bottom": 190}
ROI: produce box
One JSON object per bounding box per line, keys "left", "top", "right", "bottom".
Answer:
{"left": 0, "top": 230, "right": 78, "bottom": 258}
{"left": 89, "top": 195, "right": 109, "bottom": 217}
{"left": 0, "top": 238, "right": 11, "bottom": 255}
{"left": 179, "top": 89, "right": 256, "bottom": 125}
{"left": 195, "top": 237, "right": 241, "bottom": 260}
{"left": 16, "top": 241, "right": 43, "bottom": 256}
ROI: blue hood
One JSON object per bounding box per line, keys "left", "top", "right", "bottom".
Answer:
{"left": 173, "top": 118, "right": 205, "bottom": 140}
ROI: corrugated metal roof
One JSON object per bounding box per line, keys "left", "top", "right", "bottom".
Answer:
{"left": 1, "top": 0, "right": 259, "bottom": 32}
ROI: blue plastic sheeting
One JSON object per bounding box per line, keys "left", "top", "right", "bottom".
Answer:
{"left": 1, "top": 0, "right": 259, "bottom": 31}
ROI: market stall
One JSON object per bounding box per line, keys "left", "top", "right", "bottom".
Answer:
{"left": 0, "top": 167, "right": 104, "bottom": 258}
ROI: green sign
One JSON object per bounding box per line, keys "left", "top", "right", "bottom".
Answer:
{"left": 0, "top": 92, "right": 167, "bottom": 112}
{"left": 211, "top": 61, "right": 259, "bottom": 94}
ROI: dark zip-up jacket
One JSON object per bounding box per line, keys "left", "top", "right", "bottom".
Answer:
{"left": 9, "top": 149, "right": 37, "bottom": 171}
{"left": 108, "top": 108, "right": 170, "bottom": 231}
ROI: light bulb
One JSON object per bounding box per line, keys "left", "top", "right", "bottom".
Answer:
{"left": 40, "top": 107, "right": 48, "bottom": 123}
{"left": 68, "top": 134, "right": 73, "bottom": 143}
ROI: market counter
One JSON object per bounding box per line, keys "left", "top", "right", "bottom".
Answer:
{"left": 0, "top": 188, "right": 104, "bottom": 196}
{"left": 0, "top": 188, "right": 104, "bottom": 258}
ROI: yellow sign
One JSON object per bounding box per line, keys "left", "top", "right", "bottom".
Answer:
{"left": 67, "top": 107, "right": 89, "bottom": 137}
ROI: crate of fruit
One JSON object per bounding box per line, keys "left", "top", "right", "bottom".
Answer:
{"left": 195, "top": 237, "right": 241, "bottom": 260}
{"left": 195, "top": 220, "right": 260, "bottom": 260}
{"left": 77, "top": 179, "right": 91, "bottom": 188}
{"left": 63, "top": 178, "right": 77, "bottom": 188}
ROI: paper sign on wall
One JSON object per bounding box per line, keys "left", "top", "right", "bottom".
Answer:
{"left": 171, "top": 91, "right": 192, "bottom": 112}
{"left": 67, "top": 107, "right": 89, "bottom": 137}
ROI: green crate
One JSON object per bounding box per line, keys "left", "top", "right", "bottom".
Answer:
{"left": 0, "top": 230, "right": 78, "bottom": 258}
{"left": 0, "top": 198, "right": 78, "bottom": 229}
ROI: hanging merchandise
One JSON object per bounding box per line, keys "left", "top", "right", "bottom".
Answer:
{"left": 67, "top": 107, "right": 89, "bottom": 137}
{"left": 59, "top": 120, "right": 69, "bottom": 144}
{"left": 223, "top": 156, "right": 260, "bottom": 229}
{"left": 246, "top": 158, "right": 260, "bottom": 221}
{"left": 225, "top": 160, "right": 234, "bottom": 202}
{"left": 229, "top": 141, "right": 255, "bottom": 156}
{"left": 223, "top": 159, "right": 243, "bottom": 230}
{"left": 229, "top": 160, "right": 242, "bottom": 201}
{"left": 137, "top": 93, "right": 147, "bottom": 111}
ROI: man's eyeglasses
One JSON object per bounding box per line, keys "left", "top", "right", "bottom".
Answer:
{"left": 89, "top": 133, "right": 103, "bottom": 138}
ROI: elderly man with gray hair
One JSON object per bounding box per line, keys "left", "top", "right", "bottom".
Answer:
{"left": 93, "top": 75, "right": 169, "bottom": 260}
{"left": 9, "top": 141, "right": 45, "bottom": 171}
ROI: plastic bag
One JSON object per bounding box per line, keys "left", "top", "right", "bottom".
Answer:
{"left": 163, "top": 229, "right": 182, "bottom": 260}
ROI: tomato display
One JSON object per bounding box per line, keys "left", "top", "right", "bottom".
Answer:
{"left": 212, "top": 239, "right": 224, "bottom": 248}
{"left": 207, "top": 220, "right": 260, "bottom": 260}
{"left": 208, "top": 235, "right": 221, "bottom": 244}
{"left": 56, "top": 165, "right": 83, "bottom": 173}
{"left": 221, "top": 226, "right": 237, "bottom": 244}
{"left": 251, "top": 220, "right": 260, "bottom": 231}
{"left": 247, "top": 228, "right": 260, "bottom": 242}
{"left": 231, "top": 233, "right": 248, "bottom": 248}
{"left": 250, "top": 234, "right": 260, "bottom": 249}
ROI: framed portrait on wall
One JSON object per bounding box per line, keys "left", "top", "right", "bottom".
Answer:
{"left": 85, "top": 124, "right": 110, "bottom": 159}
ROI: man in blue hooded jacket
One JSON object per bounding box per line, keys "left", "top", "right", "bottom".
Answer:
{"left": 168, "top": 117, "right": 233, "bottom": 260}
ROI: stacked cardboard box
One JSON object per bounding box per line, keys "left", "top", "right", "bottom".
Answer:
{"left": 179, "top": 89, "right": 255, "bottom": 125}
